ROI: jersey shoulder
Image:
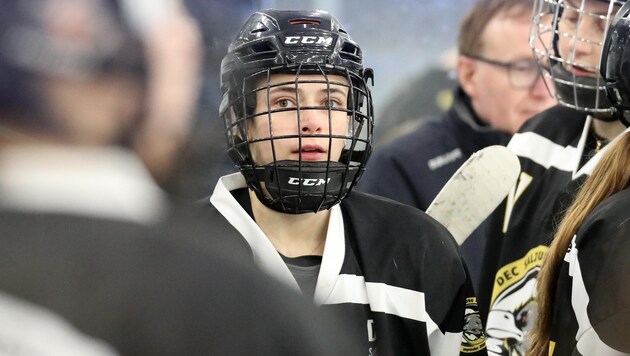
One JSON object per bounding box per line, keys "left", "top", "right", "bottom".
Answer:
{"left": 577, "top": 187, "right": 630, "bottom": 246}
{"left": 342, "top": 191, "right": 461, "bottom": 256}
{"left": 517, "top": 105, "right": 587, "bottom": 144}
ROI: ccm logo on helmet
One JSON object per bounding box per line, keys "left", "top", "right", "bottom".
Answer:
{"left": 288, "top": 177, "right": 331, "bottom": 186}
{"left": 284, "top": 36, "right": 333, "bottom": 46}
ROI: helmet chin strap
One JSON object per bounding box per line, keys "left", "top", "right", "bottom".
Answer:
{"left": 550, "top": 62, "right": 616, "bottom": 120}
{"left": 250, "top": 160, "right": 359, "bottom": 214}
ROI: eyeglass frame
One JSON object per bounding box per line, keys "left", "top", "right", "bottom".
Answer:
{"left": 463, "top": 53, "right": 544, "bottom": 90}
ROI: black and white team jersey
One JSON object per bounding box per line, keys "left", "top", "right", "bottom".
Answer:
{"left": 207, "top": 173, "right": 488, "bottom": 356}
{"left": 547, "top": 187, "right": 630, "bottom": 356}
{"left": 0, "top": 147, "right": 362, "bottom": 356}
{"left": 478, "top": 105, "right": 630, "bottom": 356}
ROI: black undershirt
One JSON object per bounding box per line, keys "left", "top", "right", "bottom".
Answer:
{"left": 231, "top": 188, "right": 322, "bottom": 297}
{"left": 580, "top": 127, "right": 609, "bottom": 169}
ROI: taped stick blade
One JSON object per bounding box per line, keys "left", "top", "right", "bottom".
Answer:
{"left": 425, "top": 145, "right": 520, "bottom": 245}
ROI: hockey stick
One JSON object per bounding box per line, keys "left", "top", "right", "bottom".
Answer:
{"left": 425, "top": 145, "right": 520, "bottom": 245}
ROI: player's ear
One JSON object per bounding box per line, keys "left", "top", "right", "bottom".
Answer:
{"left": 457, "top": 55, "right": 477, "bottom": 98}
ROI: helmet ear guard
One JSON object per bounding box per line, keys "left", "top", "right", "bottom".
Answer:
{"left": 219, "top": 10, "right": 374, "bottom": 214}
{"left": 601, "top": 0, "right": 630, "bottom": 125}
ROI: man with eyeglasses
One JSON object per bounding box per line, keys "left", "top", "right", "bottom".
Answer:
{"left": 478, "top": 0, "right": 629, "bottom": 354}
{"left": 358, "top": 0, "right": 556, "bottom": 288}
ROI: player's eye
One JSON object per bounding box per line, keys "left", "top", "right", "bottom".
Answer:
{"left": 563, "top": 15, "right": 578, "bottom": 25}
{"left": 278, "top": 99, "right": 289, "bottom": 108}
{"left": 324, "top": 99, "right": 341, "bottom": 108}
{"left": 275, "top": 98, "right": 295, "bottom": 108}
{"left": 596, "top": 18, "right": 608, "bottom": 33}
{"left": 561, "top": 8, "right": 579, "bottom": 26}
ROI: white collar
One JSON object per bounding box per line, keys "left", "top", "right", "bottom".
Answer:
{"left": 0, "top": 145, "right": 167, "bottom": 225}
{"left": 210, "top": 173, "right": 346, "bottom": 304}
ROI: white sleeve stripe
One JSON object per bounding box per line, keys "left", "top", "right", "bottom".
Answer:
{"left": 507, "top": 132, "right": 580, "bottom": 172}
{"left": 323, "top": 275, "right": 427, "bottom": 322}
{"left": 567, "top": 240, "right": 628, "bottom": 355}
{"left": 365, "top": 282, "right": 426, "bottom": 322}
{"left": 324, "top": 275, "right": 464, "bottom": 355}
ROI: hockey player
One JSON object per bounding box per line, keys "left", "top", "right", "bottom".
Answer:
{"left": 357, "top": 0, "right": 556, "bottom": 288}
{"left": 0, "top": 1, "right": 359, "bottom": 355}
{"left": 479, "top": 1, "right": 629, "bottom": 355}
{"left": 206, "top": 9, "right": 487, "bottom": 356}
{"left": 528, "top": 4, "right": 630, "bottom": 353}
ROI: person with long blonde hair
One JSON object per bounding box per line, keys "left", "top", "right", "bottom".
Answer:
{"left": 479, "top": 1, "right": 628, "bottom": 354}
{"left": 528, "top": 2, "right": 630, "bottom": 354}
{"left": 528, "top": 132, "right": 630, "bottom": 356}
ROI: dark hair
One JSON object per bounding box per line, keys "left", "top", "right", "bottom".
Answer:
{"left": 459, "top": 0, "right": 534, "bottom": 56}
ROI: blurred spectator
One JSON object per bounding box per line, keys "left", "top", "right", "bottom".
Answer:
{"left": 0, "top": 1, "right": 360, "bottom": 355}
{"left": 159, "top": 0, "right": 256, "bottom": 200}
{"left": 357, "top": 0, "right": 556, "bottom": 288}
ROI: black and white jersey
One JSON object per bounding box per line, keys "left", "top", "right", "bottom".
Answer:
{"left": 548, "top": 187, "right": 630, "bottom": 355}
{"left": 208, "top": 173, "right": 488, "bottom": 356}
{"left": 0, "top": 147, "right": 360, "bottom": 356}
{"left": 479, "top": 105, "right": 630, "bottom": 356}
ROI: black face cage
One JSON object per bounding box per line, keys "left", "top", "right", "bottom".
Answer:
{"left": 530, "top": 0, "right": 625, "bottom": 115}
{"left": 220, "top": 63, "right": 374, "bottom": 214}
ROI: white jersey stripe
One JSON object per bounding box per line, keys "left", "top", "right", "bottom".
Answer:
{"left": 324, "top": 274, "right": 462, "bottom": 356}
{"left": 365, "top": 282, "right": 427, "bottom": 322}
{"left": 507, "top": 132, "right": 581, "bottom": 173}
{"left": 324, "top": 274, "right": 370, "bottom": 305}
{"left": 566, "top": 238, "right": 628, "bottom": 355}
{"left": 324, "top": 274, "right": 428, "bottom": 321}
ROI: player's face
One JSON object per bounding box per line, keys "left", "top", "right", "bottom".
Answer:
{"left": 41, "top": 73, "right": 143, "bottom": 145}
{"left": 557, "top": 0, "right": 619, "bottom": 77}
{"left": 462, "top": 12, "right": 556, "bottom": 134}
{"left": 32, "top": 0, "right": 144, "bottom": 145}
{"left": 248, "top": 73, "right": 350, "bottom": 166}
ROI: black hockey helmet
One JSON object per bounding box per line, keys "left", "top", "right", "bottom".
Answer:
{"left": 530, "top": 0, "right": 627, "bottom": 118}
{"left": 601, "top": 1, "right": 630, "bottom": 125}
{"left": 219, "top": 9, "right": 374, "bottom": 214}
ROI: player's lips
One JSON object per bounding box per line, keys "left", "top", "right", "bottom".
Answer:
{"left": 293, "top": 145, "right": 327, "bottom": 160}
{"left": 566, "top": 64, "right": 597, "bottom": 77}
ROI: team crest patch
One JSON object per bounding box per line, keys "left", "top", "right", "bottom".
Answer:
{"left": 461, "top": 297, "right": 486, "bottom": 353}
{"left": 485, "top": 245, "right": 548, "bottom": 355}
